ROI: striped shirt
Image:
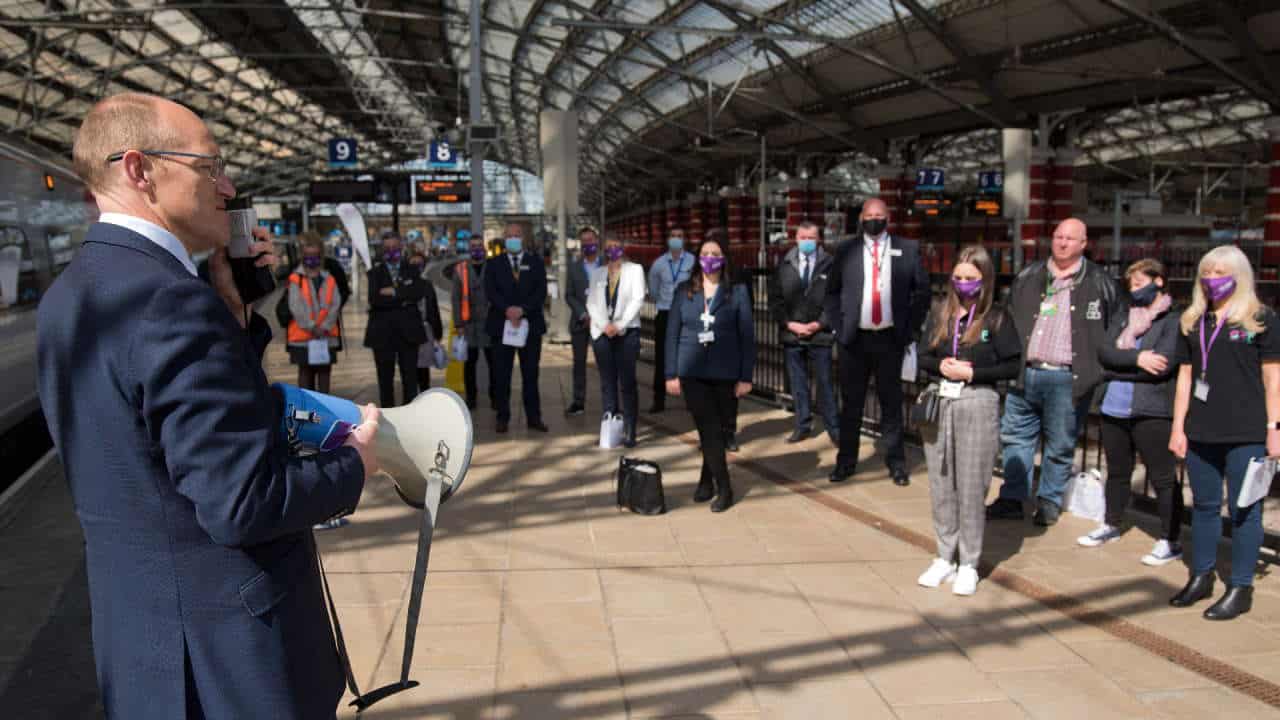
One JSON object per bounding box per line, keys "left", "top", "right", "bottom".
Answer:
{"left": 1026, "top": 274, "right": 1074, "bottom": 366}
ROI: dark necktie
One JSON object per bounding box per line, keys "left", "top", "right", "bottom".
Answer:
{"left": 801, "top": 258, "right": 811, "bottom": 289}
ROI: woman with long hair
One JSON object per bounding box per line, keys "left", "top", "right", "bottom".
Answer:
{"left": 587, "top": 233, "right": 646, "bottom": 447}
{"left": 664, "top": 229, "right": 755, "bottom": 512}
{"left": 1080, "top": 259, "right": 1182, "bottom": 565}
{"left": 916, "top": 245, "right": 1021, "bottom": 596}
{"left": 1168, "top": 245, "right": 1280, "bottom": 620}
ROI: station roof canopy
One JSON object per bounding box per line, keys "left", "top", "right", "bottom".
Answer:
{"left": 2, "top": 0, "right": 1278, "bottom": 206}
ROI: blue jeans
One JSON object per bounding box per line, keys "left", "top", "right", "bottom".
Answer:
{"left": 785, "top": 344, "right": 839, "bottom": 437}
{"left": 998, "top": 367, "right": 1091, "bottom": 508}
{"left": 1187, "top": 442, "right": 1266, "bottom": 587}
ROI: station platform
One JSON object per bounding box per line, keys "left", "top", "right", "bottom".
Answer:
{"left": 5, "top": 293, "right": 1280, "bottom": 719}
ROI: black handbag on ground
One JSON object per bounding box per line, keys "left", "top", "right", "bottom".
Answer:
{"left": 910, "top": 384, "right": 941, "bottom": 427}
{"left": 616, "top": 457, "right": 666, "bottom": 515}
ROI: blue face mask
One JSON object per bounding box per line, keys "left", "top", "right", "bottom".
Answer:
{"left": 668, "top": 237, "right": 684, "bottom": 251}
{"left": 798, "top": 239, "right": 817, "bottom": 255}
{"left": 504, "top": 237, "right": 523, "bottom": 254}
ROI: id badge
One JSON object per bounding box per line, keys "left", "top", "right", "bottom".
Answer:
{"left": 698, "top": 330, "right": 715, "bottom": 344}
{"left": 1193, "top": 378, "right": 1210, "bottom": 402}
{"left": 1039, "top": 301, "right": 1056, "bottom": 317}
{"left": 939, "top": 380, "right": 965, "bottom": 399}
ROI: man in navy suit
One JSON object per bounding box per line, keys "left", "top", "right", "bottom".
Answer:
{"left": 824, "top": 198, "right": 931, "bottom": 486}
{"left": 37, "top": 92, "right": 379, "bottom": 719}
{"left": 363, "top": 231, "right": 431, "bottom": 407}
{"left": 485, "top": 221, "right": 549, "bottom": 433}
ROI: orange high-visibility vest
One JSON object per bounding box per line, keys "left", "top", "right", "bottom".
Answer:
{"left": 458, "top": 261, "right": 471, "bottom": 323}
{"left": 287, "top": 272, "right": 341, "bottom": 343}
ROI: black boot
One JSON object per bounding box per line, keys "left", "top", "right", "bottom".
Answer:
{"left": 1169, "top": 572, "right": 1215, "bottom": 607}
{"left": 1204, "top": 585, "right": 1253, "bottom": 621}
{"left": 710, "top": 477, "right": 734, "bottom": 513}
{"left": 622, "top": 421, "right": 637, "bottom": 448}
{"left": 693, "top": 470, "right": 714, "bottom": 503}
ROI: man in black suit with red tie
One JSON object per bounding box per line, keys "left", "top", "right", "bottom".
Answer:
{"left": 824, "top": 198, "right": 931, "bottom": 486}
{"left": 485, "top": 222, "right": 549, "bottom": 434}
{"left": 364, "top": 231, "right": 429, "bottom": 407}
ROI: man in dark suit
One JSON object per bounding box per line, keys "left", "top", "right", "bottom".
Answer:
{"left": 824, "top": 198, "right": 931, "bottom": 486}
{"left": 37, "top": 93, "right": 378, "bottom": 719}
{"left": 564, "top": 226, "right": 600, "bottom": 416}
{"left": 364, "top": 231, "right": 429, "bottom": 407}
{"left": 486, "top": 221, "right": 550, "bottom": 433}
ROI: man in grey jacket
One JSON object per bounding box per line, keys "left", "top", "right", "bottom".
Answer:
{"left": 565, "top": 226, "right": 600, "bottom": 416}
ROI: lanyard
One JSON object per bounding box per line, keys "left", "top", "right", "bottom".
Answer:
{"left": 702, "top": 287, "right": 718, "bottom": 327}
{"left": 669, "top": 254, "right": 685, "bottom": 284}
{"left": 952, "top": 309, "right": 970, "bottom": 358}
{"left": 866, "top": 238, "right": 885, "bottom": 274}
{"left": 606, "top": 271, "right": 620, "bottom": 315}
{"left": 1198, "top": 312, "right": 1226, "bottom": 379}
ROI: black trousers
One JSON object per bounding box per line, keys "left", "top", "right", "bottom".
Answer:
{"left": 373, "top": 343, "right": 419, "bottom": 408}
{"left": 1100, "top": 415, "right": 1182, "bottom": 541}
{"left": 571, "top": 327, "right": 590, "bottom": 406}
{"left": 836, "top": 330, "right": 905, "bottom": 472}
{"left": 464, "top": 346, "right": 496, "bottom": 407}
{"left": 593, "top": 329, "right": 640, "bottom": 425}
{"left": 683, "top": 377, "right": 735, "bottom": 490}
{"left": 652, "top": 310, "right": 669, "bottom": 409}
{"left": 493, "top": 338, "right": 543, "bottom": 424}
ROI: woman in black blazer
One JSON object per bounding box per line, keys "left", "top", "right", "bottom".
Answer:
{"left": 664, "top": 230, "right": 755, "bottom": 511}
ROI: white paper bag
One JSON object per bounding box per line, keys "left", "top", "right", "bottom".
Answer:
{"left": 900, "top": 342, "right": 918, "bottom": 383}
{"left": 1062, "top": 469, "right": 1105, "bottom": 523}
{"left": 452, "top": 335, "right": 468, "bottom": 362}
{"left": 306, "top": 338, "right": 331, "bottom": 365}
{"left": 503, "top": 318, "right": 529, "bottom": 348}
{"left": 1238, "top": 456, "right": 1279, "bottom": 508}
{"left": 599, "top": 413, "right": 625, "bottom": 449}
{"left": 431, "top": 342, "right": 449, "bottom": 370}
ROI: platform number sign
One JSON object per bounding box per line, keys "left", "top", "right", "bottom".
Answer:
{"left": 978, "top": 170, "right": 1003, "bottom": 194}
{"left": 429, "top": 140, "right": 459, "bottom": 168}
{"left": 328, "top": 138, "right": 357, "bottom": 169}
{"left": 915, "top": 168, "right": 945, "bottom": 193}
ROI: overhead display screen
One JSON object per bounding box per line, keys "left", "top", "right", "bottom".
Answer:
{"left": 416, "top": 173, "right": 472, "bottom": 203}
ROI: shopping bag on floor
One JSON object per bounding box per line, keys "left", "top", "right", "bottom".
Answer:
{"left": 502, "top": 319, "right": 529, "bottom": 347}
{"left": 616, "top": 457, "right": 666, "bottom": 515}
{"left": 1238, "top": 456, "right": 1280, "bottom": 508}
{"left": 1062, "top": 469, "right": 1105, "bottom": 523}
{"left": 599, "top": 413, "right": 625, "bottom": 449}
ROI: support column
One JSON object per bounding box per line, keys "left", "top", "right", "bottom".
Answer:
{"left": 1265, "top": 118, "right": 1280, "bottom": 274}
{"left": 1002, "top": 128, "right": 1033, "bottom": 273}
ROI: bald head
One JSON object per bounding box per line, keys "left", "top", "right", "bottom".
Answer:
{"left": 1051, "top": 217, "right": 1088, "bottom": 269}
{"left": 72, "top": 93, "right": 184, "bottom": 192}
{"left": 861, "top": 198, "right": 888, "bottom": 218}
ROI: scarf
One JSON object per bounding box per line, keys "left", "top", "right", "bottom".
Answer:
{"left": 1117, "top": 293, "right": 1172, "bottom": 349}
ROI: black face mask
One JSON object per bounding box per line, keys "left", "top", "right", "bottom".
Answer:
{"left": 861, "top": 218, "right": 887, "bottom": 237}
{"left": 1130, "top": 283, "right": 1159, "bottom": 307}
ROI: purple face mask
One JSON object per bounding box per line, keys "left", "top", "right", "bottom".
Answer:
{"left": 952, "top": 278, "right": 982, "bottom": 300}
{"left": 1201, "top": 275, "right": 1236, "bottom": 303}
{"left": 470, "top": 246, "right": 486, "bottom": 262}
{"left": 605, "top": 246, "right": 625, "bottom": 262}
{"left": 581, "top": 243, "right": 598, "bottom": 257}
{"left": 384, "top": 248, "right": 402, "bottom": 264}
{"left": 700, "top": 255, "right": 726, "bottom": 275}
{"left": 303, "top": 255, "right": 322, "bottom": 269}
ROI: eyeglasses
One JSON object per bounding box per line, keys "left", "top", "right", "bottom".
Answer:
{"left": 105, "top": 150, "right": 225, "bottom": 182}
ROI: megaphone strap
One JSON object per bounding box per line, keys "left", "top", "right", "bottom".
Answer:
{"left": 315, "top": 542, "right": 363, "bottom": 700}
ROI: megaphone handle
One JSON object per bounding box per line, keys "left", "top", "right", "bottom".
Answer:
{"left": 399, "top": 473, "right": 444, "bottom": 685}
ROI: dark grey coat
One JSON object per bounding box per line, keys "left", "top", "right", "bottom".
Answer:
{"left": 1098, "top": 301, "right": 1179, "bottom": 419}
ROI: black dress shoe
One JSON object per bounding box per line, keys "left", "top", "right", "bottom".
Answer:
{"left": 622, "top": 422, "right": 637, "bottom": 448}
{"left": 710, "top": 481, "right": 734, "bottom": 512}
{"left": 829, "top": 464, "right": 855, "bottom": 483}
{"left": 565, "top": 402, "right": 585, "bottom": 416}
{"left": 694, "top": 474, "right": 714, "bottom": 503}
{"left": 528, "top": 420, "right": 549, "bottom": 433}
{"left": 496, "top": 420, "right": 509, "bottom": 434}
{"left": 985, "top": 498, "right": 1025, "bottom": 520}
{"left": 725, "top": 432, "right": 740, "bottom": 452}
{"left": 1204, "top": 585, "right": 1252, "bottom": 620}
{"left": 1169, "top": 572, "right": 1215, "bottom": 607}
{"left": 786, "top": 428, "right": 810, "bottom": 443}
{"left": 1032, "top": 499, "right": 1060, "bottom": 526}
{"left": 891, "top": 469, "right": 910, "bottom": 487}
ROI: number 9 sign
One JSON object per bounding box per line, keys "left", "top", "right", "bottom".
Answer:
{"left": 328, "top": 138, "right": 357, "bottom": 168}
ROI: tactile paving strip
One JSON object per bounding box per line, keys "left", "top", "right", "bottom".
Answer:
{"left": 645, "top": 417, "right": 1280, "bottom": 709}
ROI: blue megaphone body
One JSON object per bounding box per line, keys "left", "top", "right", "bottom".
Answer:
{"left": 275, "top": 383, "right": 361, "bottom": 452}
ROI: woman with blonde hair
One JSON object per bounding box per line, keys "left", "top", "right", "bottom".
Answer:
{"left": 915, "top": 245, "right": 1022, "bottom": 596}
{"left": 1168, "top": 245, "right": 1280, "bottom": 620}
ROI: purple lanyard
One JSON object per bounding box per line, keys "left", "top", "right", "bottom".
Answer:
{"left": 1198, "top": 313, "right": 1225, "bottom": 379}
{"left": 952, "top": 311, "right": 969, "bottom": 358}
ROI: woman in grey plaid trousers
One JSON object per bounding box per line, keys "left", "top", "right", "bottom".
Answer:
{"left": 916, "top": 246, "right": 1022, "bottom": 596}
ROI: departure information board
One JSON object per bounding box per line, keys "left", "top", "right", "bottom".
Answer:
{"left": 416, "top": 173, "right": 471, "bottom": 203}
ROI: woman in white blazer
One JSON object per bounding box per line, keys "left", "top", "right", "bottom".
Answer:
{"left": 588, "top": 233, "right": 647, "bottom": 447}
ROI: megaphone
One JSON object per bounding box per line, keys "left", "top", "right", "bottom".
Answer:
{"left": 273, "top": 383, "right": 473, "bottom": 508}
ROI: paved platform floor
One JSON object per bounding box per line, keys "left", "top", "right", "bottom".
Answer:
{"left": 5, "top": 291, "right": 1280, "bottom": 719}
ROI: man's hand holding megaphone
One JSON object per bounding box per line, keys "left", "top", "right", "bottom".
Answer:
{"left": 345, "top": 403, "right": 381, "bottom": 479}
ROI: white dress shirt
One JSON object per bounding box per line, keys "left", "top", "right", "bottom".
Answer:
{"left": 859, "top": 232, "right": 893, "bottom": 330}
{"left": 99, "top": 213, "right": 197, "bottom": 277}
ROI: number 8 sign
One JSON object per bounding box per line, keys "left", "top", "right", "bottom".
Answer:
{"left": 328, "top": 138, "right": 357, "bottom": 168}
{"left": 429, "top": 140, "right": 459, "bottom": 168}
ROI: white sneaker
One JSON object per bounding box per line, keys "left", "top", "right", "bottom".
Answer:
{"left": 1141, "top": 540, "right": 1183, "bottom": 566}
{"left": 1077, "top": 524, "right": 1121, "bottom": 547}
{"left": 917, "top": 558, "right": 957, "bottom": 588}
{"left": 952, "top": 566, "right": 979, "bottom": 596}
